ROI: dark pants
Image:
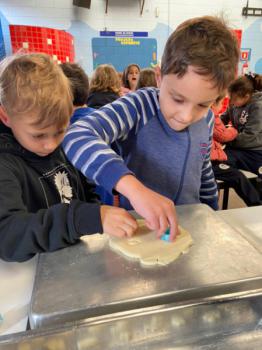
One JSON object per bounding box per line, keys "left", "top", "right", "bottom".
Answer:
{"left": 213, "top": 163, "right": 261, "bottom": 207}
{"left": 225, "top": 148, "right": 262, "bottom": 178}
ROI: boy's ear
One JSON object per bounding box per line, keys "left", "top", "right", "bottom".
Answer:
{"left": 0, "top": 106, "right": 11, "bottom": 127}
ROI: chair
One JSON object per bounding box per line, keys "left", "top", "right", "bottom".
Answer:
{"left": 217, "top": 169, "right": 258, "bottom": 210}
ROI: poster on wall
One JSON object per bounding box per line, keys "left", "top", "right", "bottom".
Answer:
{"left": 92, "top": 31, "right": 157, "bottom": 71}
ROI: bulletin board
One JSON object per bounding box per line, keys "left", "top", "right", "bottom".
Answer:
{"left": 92, "top": 37, "right": 157, "bottom": 71}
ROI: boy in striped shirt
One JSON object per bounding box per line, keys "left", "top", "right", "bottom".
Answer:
{"left": 63, "top": 16, "right": 239, "bottom": 241}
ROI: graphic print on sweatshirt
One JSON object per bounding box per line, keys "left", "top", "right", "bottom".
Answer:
{"left": 39, "top": 164, "right": 73, "bottom": 207}
{"left": 54, "top": 171, "right": 73, "bottom": 203}
{"left": 239, "top": 110, "right": 248, "bottom": 126}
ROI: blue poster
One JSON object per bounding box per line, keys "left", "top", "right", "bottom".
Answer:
{"left": 92, "top": 37, "right": 157, "bottom": 71}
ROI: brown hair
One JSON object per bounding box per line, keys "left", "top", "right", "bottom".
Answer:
{"left": 229, "top": 73, "right": 262, "bottom": 97}
{"left": 90, "top": 64, "right": 121, "bottom": 95}
{"left": 122, "top": 64, "right": 140, "bottom": 89}
{"left": 60, "top": 62, "right": 89, "bottom": 106}
{"left": 0, "top": 53, "right": 73, "bottom": 128}
{"left": 136, "top": 68, "right": 158, "bottom": 89}
{"left": 161, "top": 16, "right": 240, "bottom": 92}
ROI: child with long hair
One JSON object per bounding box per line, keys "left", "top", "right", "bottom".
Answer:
{"left": 136, "top": 68, "right": 158, "bottom": 89}
{"left": 87, "top": 64, "right": 121, "bottom": 109}
{"left": 221, "top": 73, "right": 262, "bottom": 178}
{"left": 211, "top": 96, "right": 261, "bottom": 206}
{"left": 121, "top": 63, "right": 140, "bottom": 93}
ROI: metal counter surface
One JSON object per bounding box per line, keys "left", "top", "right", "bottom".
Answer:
{"left": 29, "top": 204, "right": 262, "bottom": 329}
{"left": 218, "top": 206, "right": 262, "bottom": 253}
{"left": 2, "top": 293, "right": 262, "bottom": 349}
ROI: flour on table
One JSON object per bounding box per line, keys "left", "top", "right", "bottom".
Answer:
{"left": 109, "top": 219, "right": 193, "bottom": 267}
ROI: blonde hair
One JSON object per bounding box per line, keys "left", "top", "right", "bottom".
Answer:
{"left": 90, "top": 64, "right": 121, "bottom": 95}
{"left": 0, "top": 53, "right": 73, "bottom": 128}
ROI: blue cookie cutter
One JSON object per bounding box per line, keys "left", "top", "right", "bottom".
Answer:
{"left": 161, "top": 228, "right": 170, "bottom": 242}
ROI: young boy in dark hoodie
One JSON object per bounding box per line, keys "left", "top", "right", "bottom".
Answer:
{"left": 0, "top": 53, "right": 137, "bottom": 262}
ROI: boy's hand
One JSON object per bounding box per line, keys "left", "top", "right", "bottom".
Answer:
{"left": 100, "top": 205, "right": 138, "bottom": 238}
{"left": 115, "top": 175, "right": 179, "bottom": 241}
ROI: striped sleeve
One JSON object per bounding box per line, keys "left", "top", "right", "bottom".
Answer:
{"left": 63, "top": 88, "right": 158, "bottom": 193}
{"left": 199, "top": 109, "right": 219, "bottom": 210}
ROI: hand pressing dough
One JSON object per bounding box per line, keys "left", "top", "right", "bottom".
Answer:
{"left": 109, "top": 220, "right": 193, "bottom": 267}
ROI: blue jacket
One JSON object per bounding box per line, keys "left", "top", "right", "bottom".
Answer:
{"left": 70, "top": 106, "right": 95, "bottom": 124}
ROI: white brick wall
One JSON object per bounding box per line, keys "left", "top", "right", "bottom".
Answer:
{"left": 0, "top": 0, "right": 261, "bottom": 73}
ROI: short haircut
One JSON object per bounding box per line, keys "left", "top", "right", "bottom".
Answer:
{"left": 161, "top": 16, "right": 240, "bottom": 92}
{"left": 229, "top": 73, "right": 262, "bottom": 97}
{"left": 136, "top": 68, "right": 158, "bottom": 89}
{"left": 122, "top": 64, "right": 140, "bottom": 89}
{"left": 90, "top": 64, "right": 121, "bottom": 95}
{"left": 0, "top": 53, "right": 73, "bottom": 128}
{"left": 60, "top": 62, "right": 89, "bottom": 106}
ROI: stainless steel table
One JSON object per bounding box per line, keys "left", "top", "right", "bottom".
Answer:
{"left": 218, "top": 206, "right": 262, "bottom": 253}
{"left": 2, "top": 292, "right": 262, "bottom": 349}
{"left": 29, "top": 204, "right": 262, "bottom": 329}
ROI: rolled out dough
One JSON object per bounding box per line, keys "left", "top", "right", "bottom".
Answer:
{"left": 109, "top": 220, "right": 193, "bottom": 267}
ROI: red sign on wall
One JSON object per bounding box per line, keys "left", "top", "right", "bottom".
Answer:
{"left": 240, "top": 48, "right": 251, "bottom": 61}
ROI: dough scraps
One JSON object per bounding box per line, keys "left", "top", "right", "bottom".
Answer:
{"left": 109, "top": 220, "right": 193, "bottom": 267}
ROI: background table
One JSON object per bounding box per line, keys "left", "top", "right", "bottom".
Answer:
{"left": 0, "top": 257, "right": 37, "bottom": 336}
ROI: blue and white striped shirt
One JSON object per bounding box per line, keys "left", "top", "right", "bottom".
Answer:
{"left": 63, "top": 88, "right": 218, "bottom": 210}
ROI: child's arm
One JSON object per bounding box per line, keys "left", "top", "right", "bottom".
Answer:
{"left": 220, "top": 108, "right": 231, "bottom": 125}
{"left": 200, "top": 110, "right": 219, "bottom": 210}
{"left": 230, "top": 105, "right": 262, "bottom": 148}
{"left": 63, "top": 90, "right": 179, "bottom": 240}
{"left": 115, "top": 174, "right": 179, "bottom": 240}
{"left": 0, "top": 163, "right": 137, "bottom": 262}
{"left": 63, "top": 90, "right": 155, "bottom": 193}
{"left": 213, "top": 116, "right": 238, "bottom": 143}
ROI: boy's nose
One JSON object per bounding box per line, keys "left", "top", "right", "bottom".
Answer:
{"left": 180, "top": 107, "right": 195, "bottom": 124}
{"left": 43, "top": 138, "right": 58, "bottom": 151}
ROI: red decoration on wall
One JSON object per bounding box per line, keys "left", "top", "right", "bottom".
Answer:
{"left": 9, "top": 25, "right": 75, "bottom": 63}
{"left": 234, "top": 29, "right": 242, "bottom": 48}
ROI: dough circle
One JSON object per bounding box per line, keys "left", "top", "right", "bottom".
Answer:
{"left": 109, "top": 219, "right": 193, "bottom": 266}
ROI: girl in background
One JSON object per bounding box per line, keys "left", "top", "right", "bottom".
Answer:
{"left": 211, "top": 95, "right": 261, "bottom": 206}
{"left": 121, "top": 63, "right": 140, "bottom": 94}
{"left": 136, "top": 68, "right": 158, "bottom": 89}
{"left": 221, "top": 73, "right": 262, "bottom": 178}
{"left": 87, "top": 64, "right": 121, "bottom": 109}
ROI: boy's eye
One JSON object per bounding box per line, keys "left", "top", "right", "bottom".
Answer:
{"left": 198, "top": 104, "right": 210, "bottom": 109}
{"left": 55, "top": 130, "right": 65, "bottom": 137}
{"left": 173, "top": 98, "right": 184, "bottom": 103}
{"left": 33, "top": 134, "right": 45, "bottom": 139}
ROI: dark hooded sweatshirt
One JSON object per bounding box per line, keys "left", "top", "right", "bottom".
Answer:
{"left": 0, "top": 123, "right": 103, "bottom": 262}
{"left": 221, "top": 92, "right": 262, "bottom": 150}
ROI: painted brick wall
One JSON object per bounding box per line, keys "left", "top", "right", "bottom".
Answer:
{"left": 10, "top": 24, "right": 75, "bottom": 63}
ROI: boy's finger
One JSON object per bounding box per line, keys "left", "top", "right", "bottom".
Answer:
{"left": 169, "top": 221, "right": 179, "bottom": 241}
{"left": 157, "top": 216, "right": 169, "bottom": 237}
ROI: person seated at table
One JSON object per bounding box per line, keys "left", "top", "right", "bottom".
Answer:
{"left": 87, "top": 64, "right": 121, "bottom": 109}
{"left": 0, "top": 53, "right": 137, "bottom": 262}
{"left": 60, "top": 62, "right": 94, "bottom": 124}
{"left": 63, "top": 16, "right": 240, "bottom": 240}
{"left": 121, "top": 63, "right": 140, "bottom": 94}
{"left": 221, "top": 73, "right": 262, "bottom": 178}
{"left": 136, "top": 68, "right": 158, "bottom": 89}
{"left": 211, "top": 96, "right": 261, "bottom": 207}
